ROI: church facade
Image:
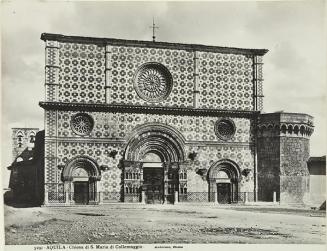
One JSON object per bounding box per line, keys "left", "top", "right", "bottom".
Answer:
{"left": 38, "top": 33, "right": 314, "bottom": 206}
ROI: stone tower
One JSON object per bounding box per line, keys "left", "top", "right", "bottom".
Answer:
{"left": 12, "top": 128, "right": 39, "bottom": 161}
{"left": 257, "top": 113, "right": 314, "bottom": 205}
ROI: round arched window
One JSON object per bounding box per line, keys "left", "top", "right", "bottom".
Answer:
{"left": 134, "top": 63, "right": 173, "bottom": 102}
{"left": 215, "top": 118, "right": 236, "bottom": 140}
{"left": 71, "top": 113, "right": 94, "bottom": 136}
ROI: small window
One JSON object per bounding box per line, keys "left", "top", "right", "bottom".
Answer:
{"left": 29, "top": 132, "right": 36, "bottom": 143}
{"left": 16, "top": 157, "right": 24, "bottom": 162}
{"left": 17, "top": 134, "right": 23, "bottom": 147}
{"left": 179, "top": 170, "right": 187, "bottom": 180}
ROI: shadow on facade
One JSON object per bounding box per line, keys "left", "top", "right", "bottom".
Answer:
{"left": 5, "top": 131, "right": 45, "bottom": 207}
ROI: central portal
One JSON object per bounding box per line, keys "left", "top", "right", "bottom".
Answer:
{"left": 143, "top": 166, "right": 164, "bottom": 204}
{"left": 123, "top": 124, "right": 186, "bottom": 205}
{"left": 142, "top": 153, "right": 164, "bottom": 204}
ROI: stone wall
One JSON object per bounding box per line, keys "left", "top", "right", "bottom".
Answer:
{"left": 7, "top": 130, "right": 44, "bottom": 205}
{"left": 307, "top": 156, "right": 326, "bottom": 206}
{"left": 46, "top": 110, "right": 255, "bottom": 201}
{"left": 280, "top": 137, "right": 310, "bottom": 204}
{"left": 42, "top": 34, "right": 266, "bottom": 112}
{"left": 257, "top": 131, "right": 280, "bottom": 201}
{"left": 257, "top": 112, "right": 314, "bottom": 205}
{"left": 40, "top": 33, "right": 267, "bottom": 205}
{"left": 280, "top": 176, "right": 310, "bottom": 204}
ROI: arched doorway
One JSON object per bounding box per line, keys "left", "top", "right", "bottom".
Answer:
{"left": 62, "top": 156, "right": 101, "bottom": 205}
{"left": 124, "top": 124, "right": 185, "bottom": 204}
{"left": 208, "top": 160, "right": 240, "bottom": 204}
{"left": 141, "top": 152, "right": 164, "bottom": 204}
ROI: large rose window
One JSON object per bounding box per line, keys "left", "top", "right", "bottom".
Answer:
{"left": 215, "top": 118, "right": 236, "bottom": 140}
{"left": 71, "top": 113, "right": 94, "bottom": 136}
{"left": 134, "top": 63, "right": 173, "bottom": 102}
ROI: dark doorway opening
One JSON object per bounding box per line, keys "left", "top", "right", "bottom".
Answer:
{"left": 217, "top": 183, "right": 231, "bottom": 204}
{"left": 143, "top": 167, "right": 164, "bottom": 204}
{"left": 74, "top": 181, "right": 89, "bottom": 205}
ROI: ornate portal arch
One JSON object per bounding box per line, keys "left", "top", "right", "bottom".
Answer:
{"left": 124, "top": 123, "right": 186, "bottom": 163}
{"left": 123, "top": 123, "right": 186, "bottom": 204}
{"left": 208, "top": 159, "right": 241, "bottom": 203}
{"left": 62, "top": 155, "right": 101, "bottom": 181}
{"left": 62, "top": 156, "right": 101, "bottom": 205}
{"left": 208, "top": 159, "right": 241, "bottom": 181}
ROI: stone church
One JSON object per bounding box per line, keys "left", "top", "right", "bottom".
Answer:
{"left": 8, "top": 33, "right": 315, "bottom": 206}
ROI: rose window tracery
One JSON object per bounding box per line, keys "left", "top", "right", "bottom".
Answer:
{"left": 71, "top": 113, "right": 94, "bottom": 135}
{"left": 215, "top": 119, "right": 236, "bottom": 140}
{"left": 134, "top": 63, "right": 173, "bottom": 102}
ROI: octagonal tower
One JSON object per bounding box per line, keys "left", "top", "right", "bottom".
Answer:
{"left": 257, "top": 112, "right": 314, "bottom": 205}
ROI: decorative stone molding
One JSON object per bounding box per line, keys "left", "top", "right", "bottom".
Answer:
{"left": 208, "top": 159, "right": 241, "bottom": 182}
{"left": 258, "top": 112, "right": 314, "bottom": 139}
{"left": 188, "top": 151, "right": 197, "bottom": 161}
{"left": 195, "top": 168, "right": 208, "bottom": 177}
{"left": 100, "top": 165, "right": 109, "bottom": 171}
{"left": 44, "top": 40, "right": 60, "bottom": 102}
{"left": 62, "top": 155, "right": 101, "bottom": 182}
{"left": 124, "top": 123, "right": 186, "bottom": 163}
{"left": 39, "top": 101, "right": 259, "bottom": 118}
{"left": 41, "top": 33, "right": 268, "bottom": 56}
{"left": 57, "top": 165, "right": 65, "bottom": 170}
{"left": 109, "top": 150, "right": 118, "bottom": 159}
{"left": 258, "top": 123, "right": 314, "bottom": 138}
{"left": 241, "top": 168, "right": 252, "bottom": 177}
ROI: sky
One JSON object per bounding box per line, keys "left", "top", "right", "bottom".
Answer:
{"left": 1, "top": 0, "right": 326, "bottom": 187}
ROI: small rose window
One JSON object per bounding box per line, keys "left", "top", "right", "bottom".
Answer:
{"left": 71, "top": 113, "right": 94, "bottom": 136}
{"left": 215, "top": 119, "right": 236, "bottom": 140}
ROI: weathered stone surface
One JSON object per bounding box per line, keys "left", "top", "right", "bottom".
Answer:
{"left": 257, "top": 112, "right": 313, "bottom": 205}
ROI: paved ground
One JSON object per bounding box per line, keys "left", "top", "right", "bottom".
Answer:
{"left": 4, "top": 203, "right": 326, "bottom": 244}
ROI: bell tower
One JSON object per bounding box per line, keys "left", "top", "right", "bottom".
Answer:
{"left": 12, "top": 128, "right": 39, "bottom": 161}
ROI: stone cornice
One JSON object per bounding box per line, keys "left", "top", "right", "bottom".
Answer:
{"left": 40, "top": 33, "right": 268, "bottom": 56}
{"left": 45, "top": 136, "right": 253, "bottom": 147}
{"left": 12, "top": 127, "right": 39, "bottom": 130}
{"left": 39, "top": 101, "right": 259, "bottom": 118}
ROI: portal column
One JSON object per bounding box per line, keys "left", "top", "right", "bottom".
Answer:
{"left": 174, "top": 191, "right": 179, "bottom": 204}
{"left": 44, "top": 185, "right": 49, "bottom": 205}
{"left": 137, "top": 162, "right": 144, "bottom": 204}
{"left": 141, "top": 191, "right": 146, "bottom": 204}
{"left": 64, "top": 180, "right": 72, "bottom": 205}
{"left": 163, "top": 162, "right": 170, "bottom": 204}
{"left": 208, "top": 178, "right": 216, "bottom": 202}
{"left": 96, "top": 180, "right": 102, "bottom": 204}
